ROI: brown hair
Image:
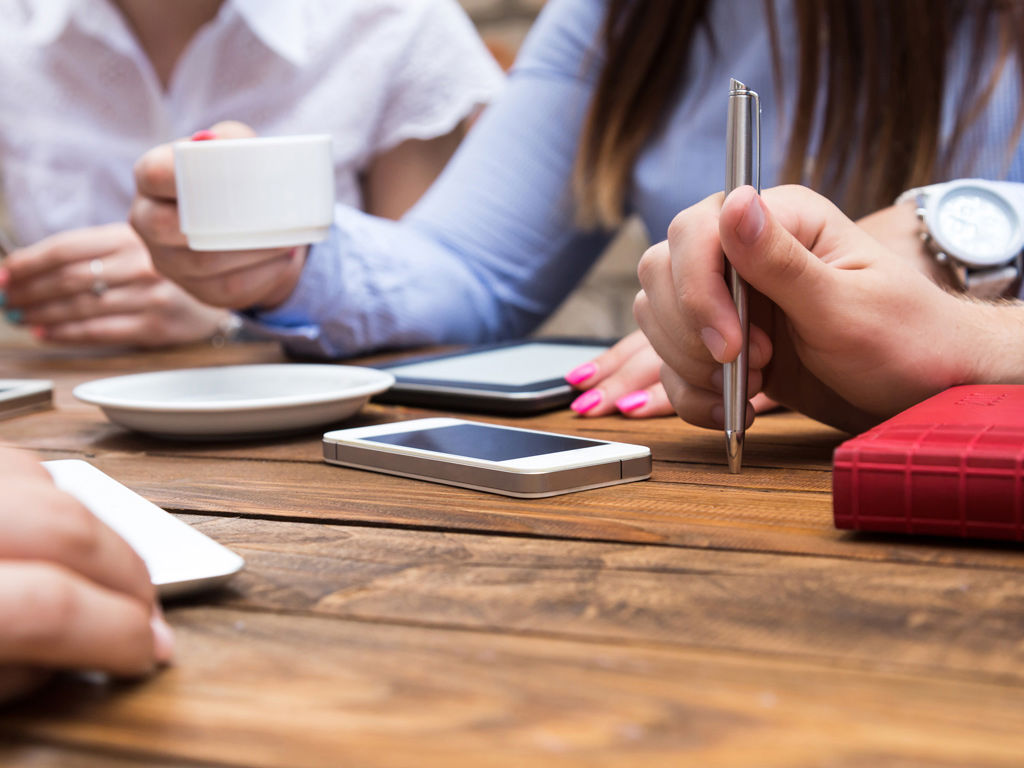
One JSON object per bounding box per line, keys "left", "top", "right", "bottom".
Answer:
{"left": 575, "top": 0, "right": 1024, "bottom": 228}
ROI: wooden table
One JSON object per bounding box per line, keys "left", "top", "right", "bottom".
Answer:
{"left": 2, "top": 342, "right": 1023, "bottom": 767}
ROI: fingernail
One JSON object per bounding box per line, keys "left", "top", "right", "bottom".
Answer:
{"left": 30, "top": 326, "right": 46, "bottom": 340}
{"left": 191, "top": 129, "right": 217, "bottom": 141}
{"left": 5, "top": 309, "right": 22, "bottom": 325}
{"left": 150, "top": 613, "right": 175, "bottom": 664}
{"left": 615, "top": 390, "right": 650, "bottom": 413}
{"left": 570, "top": 389, "right": 602, "bottom": 414}
{"left": 700, "top": 327, "right": 727, "bottom": 362}
{"left": 735, "top": 192, "right": 766, "bottom": 245}
{"left": 565, "top": 362, "right": 597, "bottom": 386}
{"left": 0, "top": 268, "right": 8, "bottom": 288}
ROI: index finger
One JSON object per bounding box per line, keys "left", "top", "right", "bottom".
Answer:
{"left": 654, "top": 193, "right": 740, "bottom": 363}
{"left": 5, "top": 225, "right": 127, "bottom": 282}
{"left": 134, "top": 142, "right": 177, "bottom": 201}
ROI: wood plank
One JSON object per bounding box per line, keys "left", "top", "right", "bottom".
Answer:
{"left": 4, "top": 607, "right": 1024, "bottom": 768}
{"left": 0, "top": 744, "right": 217, "bottom": 767}
{"left": 17, "top": 450, "right": 1024, "bottom": 572}
{"left": 2, "top": 404, "right": 841, "bottom": 476}
{"left": 167, "top": 515, "right": 1024, "bottom": 682}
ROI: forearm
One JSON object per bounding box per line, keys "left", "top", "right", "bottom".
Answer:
{"left": 242, "top": 213, "right": 510, "bottom": 358}
{"left": 244, "top": 0, "right": 614, "bottom": 358}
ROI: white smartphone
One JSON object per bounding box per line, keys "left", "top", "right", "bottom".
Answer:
{"left": 44, "top": 460, "right": 245, "bottom": 598}
{"left": 322, "top": 417, "right": 651, "bottom": 498}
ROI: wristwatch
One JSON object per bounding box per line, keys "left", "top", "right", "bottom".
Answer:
{"left": 896, "top": 179, "right": 1024, "bottom": 298}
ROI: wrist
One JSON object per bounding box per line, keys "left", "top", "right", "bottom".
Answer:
{"left": 952, "top": 299, "right": 1024, "bottom": 386}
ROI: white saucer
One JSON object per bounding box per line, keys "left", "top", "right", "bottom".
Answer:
{"left": 73, "top": 364, "right": 395, "bottom": 439}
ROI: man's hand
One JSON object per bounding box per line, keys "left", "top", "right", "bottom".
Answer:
{"left": 131, "top": 122, "right": 306, "bottom": 310}
{"left": 856, "top": 200, "right": 953, "bottom": 287}
{"left": 635, "top": 185, "right": 984, "bottom": 433}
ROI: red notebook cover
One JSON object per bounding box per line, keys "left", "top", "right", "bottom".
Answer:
{"left": 833, "top": 385, "right": 1024, "bottom": 541}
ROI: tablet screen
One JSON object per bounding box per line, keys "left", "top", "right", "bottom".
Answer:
{"left": 385, "top": 342, "right": 608, "bottom": 387}
{"left": 364, "top": 423, "right": 604, "bottom": 461}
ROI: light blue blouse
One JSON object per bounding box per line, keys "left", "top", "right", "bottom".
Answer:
{"left": 248, "top": 0, "right": 1024, "bottom": 358}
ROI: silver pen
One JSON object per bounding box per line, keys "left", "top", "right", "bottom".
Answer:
{"left": 723, "top": 78, "right": 760, "bottom": 474}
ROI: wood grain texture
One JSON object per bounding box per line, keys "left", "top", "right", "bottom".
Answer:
{"left": 3, "top": 344, "right": 1024, "bottom": 766}
{"left": 14, "top": 448, "right": 1022, "bottom": 572}
{"left": 4, "top": 607, "right": 1024, "bottom": 768}
{"left": 174, "top": 515, "right": 1024, "bottom": 681}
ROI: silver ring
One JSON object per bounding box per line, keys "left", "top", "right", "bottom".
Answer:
{"left": 89, "top": 259, "right": 107, "bottom": 296}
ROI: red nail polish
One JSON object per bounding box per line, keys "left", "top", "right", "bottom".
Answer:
{"left": 615, "top": 390, "right": 650, "bottom": 413}
{"left": 0, "top": 268, "right": 8, "bottom": 288}
{"left": 565, "top": 361, "right": 597, "bottom": 386}
{"left": 30, "top": 326, "right": 46, "bottom": 340}
{"left": 191, "top": 130, "right": 217, "bottom": 141}
{"left": 570, "top": 389, "right": 602, "bottom": 414}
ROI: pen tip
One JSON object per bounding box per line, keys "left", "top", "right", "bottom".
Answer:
{"left": 725, "top": 430, "right": 744, "bottom": 474}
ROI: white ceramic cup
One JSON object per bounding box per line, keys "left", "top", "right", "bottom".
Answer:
{"left": 173, "top": 134, "right": 334, "bottom": 251}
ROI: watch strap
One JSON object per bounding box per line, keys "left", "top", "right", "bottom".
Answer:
{"left": 959, "top": 256, "right": 1023, "bottom": 299}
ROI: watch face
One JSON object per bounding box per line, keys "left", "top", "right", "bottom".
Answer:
{"left": 933, "top": 186, "right": 1020, "bottom": 267}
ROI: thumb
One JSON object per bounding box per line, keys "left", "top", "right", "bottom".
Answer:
{"left": 718, "top": 186, "right": 842, "bottom": 317}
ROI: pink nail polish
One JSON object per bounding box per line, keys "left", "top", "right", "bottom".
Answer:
{"left": 191, "top": 129, "right": 217, "bottom": 141}
{"left": 30, "top": 326, "right": 46, "bottom": 340}
{"left": 0, "top": 268, "right": 8, "bottom": 288}
{"left": 565, "top": 361, "right": 597, "bottom": 386}
{"left": 570, "top": 389, "right": 602, "bottom": 414}
{"left": 615, "top": 390, "right": 650, "bottom": 413}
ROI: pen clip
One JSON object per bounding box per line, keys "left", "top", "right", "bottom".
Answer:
{"left": 751, "top": 90, "right": 761, "bottom": 194}
{"left": 726, "top": 79, "right": 761, "bottom": 194}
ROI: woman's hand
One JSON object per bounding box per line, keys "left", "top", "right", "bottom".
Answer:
{"left": 0, "top": 447, "right": 173, "bottom": 703}
{"left": 131, "top": 122, "right": 306, "bottom": 311}
{"left": 564, "top": 330, "right": 675, "bottom": 417}
{"left": 634, "top": 185, "right": 984, "bottom": 434}
{"left": 1, "top": 224, "right": 229, "bottom": 346}
{"left": 564, "top": 327, "right": 780, "bottom": 419}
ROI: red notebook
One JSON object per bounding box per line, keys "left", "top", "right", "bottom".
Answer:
{"left": 833, "top": 385, "right": 1024, "bottom": 541}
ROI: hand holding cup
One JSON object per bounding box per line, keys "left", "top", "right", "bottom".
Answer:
{"left": 131, "top": 122, "right": 333, "bottom": 310}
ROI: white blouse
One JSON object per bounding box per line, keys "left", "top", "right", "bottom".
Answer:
{"left": 0, "top": 0, "right": 504, "bottom": 246}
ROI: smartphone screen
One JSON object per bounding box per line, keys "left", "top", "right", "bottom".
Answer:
{"left": 362, "top": 423, "right": 605, "bottom": 462}
{"left": 383, "top": 342, "right": 608, "bottom": 387}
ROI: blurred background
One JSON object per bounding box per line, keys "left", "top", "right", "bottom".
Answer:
{"left": 0, "top": 0, "right": 646, "bottom": 348}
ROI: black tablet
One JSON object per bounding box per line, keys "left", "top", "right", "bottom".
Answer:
{"left": 372, "top": 338, "right": 611, "bottom": 414}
